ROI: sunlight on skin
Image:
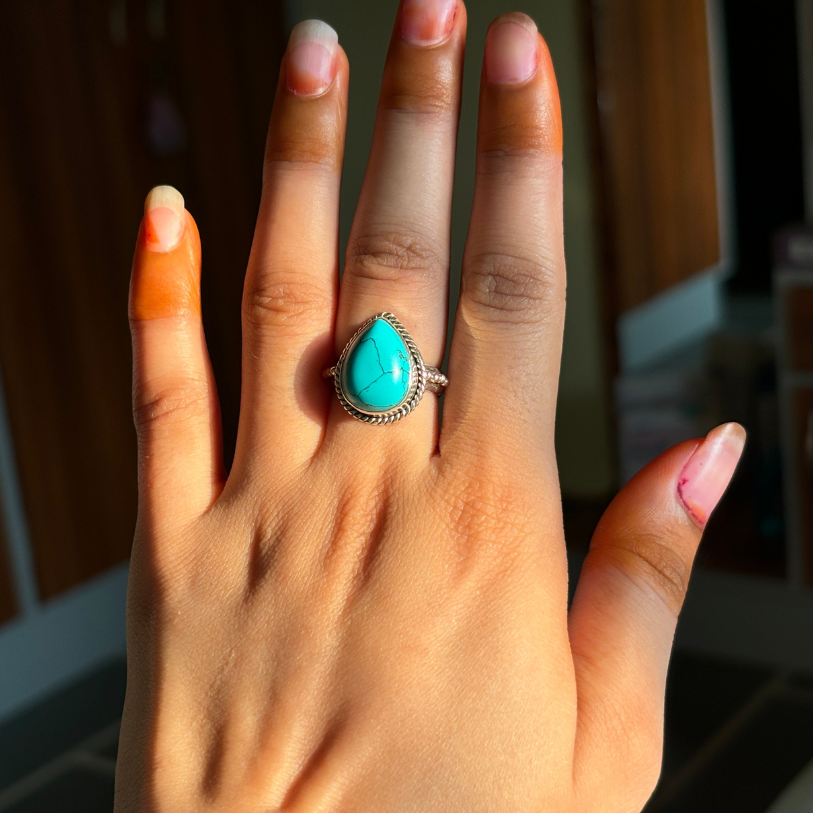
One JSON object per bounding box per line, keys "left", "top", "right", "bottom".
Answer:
{"left": 481, "top": 15, "right": 562, "bottom": 155}
{"left": 117, "top": 3, "right": 745, "bottom": 810}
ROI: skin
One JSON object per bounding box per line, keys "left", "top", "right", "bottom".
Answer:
{"left": 116, "top": 6, "right": 744, "bottom": 812}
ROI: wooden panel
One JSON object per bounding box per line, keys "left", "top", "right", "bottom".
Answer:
{"left": 787, "top": 288, "right": 813, "bottom": 371}
{"left": 0, "top": 2, "right": 139, "bottom": 600}
{"left": 0, "top": 1, "right": 284, "bottom": 599}
{"left": 592, "top": 0, "right": 720, "bottom": 312}
{"left": 794, "top": 389, "right": 813, "bottom": 586}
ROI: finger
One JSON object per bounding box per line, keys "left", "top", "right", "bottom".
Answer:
{"left": 442, "top": 14, "right": 563, "bottom": 465}
{"left": 130, "top": 186, "right": 224, "bottom": 525}
{"left": 237, "top": 21, "right": 348, "bottom": 469}
{"left": 568, "top": 423, "right": 746, "bottom": 806}
{"left": 332, "top": 0, "right": 466, "bottom": 437}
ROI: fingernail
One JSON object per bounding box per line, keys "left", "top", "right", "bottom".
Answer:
{"left": 677, "top": 423, "right": 746, "bottom": 528}
{"left": 399, "top": 0, "right": 458, "bottom": 46}
{"left": 286, "top": 20, "right": 339, "bottom": 97}
{"left": 485, "top": 15, "right": 539, "bottom": 85}
{"left": 143, "top": 185, "right": 184, "bottom": 253}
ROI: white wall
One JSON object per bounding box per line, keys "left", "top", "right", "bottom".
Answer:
{"left": 287, "top": 0, "right": 614, "bottom": 497}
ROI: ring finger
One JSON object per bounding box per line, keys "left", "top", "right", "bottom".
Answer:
{"left": 331, "top": 0, "right": 466, "bottom": 446}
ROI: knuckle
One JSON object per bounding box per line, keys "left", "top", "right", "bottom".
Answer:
{"left": 380, "top": 72, "right": 456, "bottom": 122}
{"left": 242, "top": 272, "right": 328, "bottom": 332}
{"left": 611, "top": 531, "right": 692, "bottom": 615}
{"left": 346, "top": 227, "right": 445, "bottom": 285}
{"left": 264, "top": 128, "right": 340, "bottom": 173}
{"left": 461, "top": 248, "right": 564, "bottom": 325}
{"left": 478, "top": 122, "right": 562, "bottom": 173}
{"left": 132, "top": 380, "right": 209, "bottom": 437}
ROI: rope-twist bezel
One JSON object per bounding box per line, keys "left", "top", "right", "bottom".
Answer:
{"left": 332, "top": 313, "right": 427, "bottom": 424}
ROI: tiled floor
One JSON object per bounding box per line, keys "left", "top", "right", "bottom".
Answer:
{"left": 0, "top": 660, "right": 124, "bottom": 812}
{"left": 647, "top": 656, "right": 813, "bottom": 812}
{"left": 2, "top": 653, "right": 813, "bottom": 811}
{"left": 2, "top": 764, "right": 115, "bottom": 813}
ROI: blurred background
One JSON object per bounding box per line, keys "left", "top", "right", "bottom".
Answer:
{"left": 0, "top": 0, "right": 812, "bottom": 810}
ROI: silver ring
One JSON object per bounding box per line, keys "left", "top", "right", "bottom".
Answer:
{"left": 323, "top": 312, "right": 448, "bottom": 424}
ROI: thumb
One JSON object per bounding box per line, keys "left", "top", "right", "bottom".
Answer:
{"left": 567, "top": 422, "right": 746, "bottom": 806}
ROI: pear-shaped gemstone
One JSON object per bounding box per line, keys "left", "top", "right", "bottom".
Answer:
{"left": 341, "top": 318, "right": 412, "bottom": 412}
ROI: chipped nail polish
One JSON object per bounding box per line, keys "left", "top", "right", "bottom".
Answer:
{"left": 677, "top": 423, "right": 747, "bottom": 528}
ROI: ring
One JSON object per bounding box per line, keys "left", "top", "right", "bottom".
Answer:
{"left": 323, "top": 312, "right": 448, "bottom": 424}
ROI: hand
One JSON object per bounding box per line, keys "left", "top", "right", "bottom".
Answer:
{"left": 116, "top": 4, "right": 746, "bottom": 811}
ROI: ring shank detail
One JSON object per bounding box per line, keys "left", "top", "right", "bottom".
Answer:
{"left": 423, "top": 367, "right": 448, "bottom": 393}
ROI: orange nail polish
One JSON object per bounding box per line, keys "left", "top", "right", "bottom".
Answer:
{"left": 143, "top": 185, "right": 184, "bottom": 252}
{"left": 131, "top": 186, "right": 201, "bottom": 321}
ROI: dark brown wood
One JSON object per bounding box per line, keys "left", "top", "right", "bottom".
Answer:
{"left": 795, "top": 389, "right": 813, "bottom": 586}
{"left": 0, "top": 1, "right": 141, "bottom": 600}
{"left": 786, "top": 287, "right": 813, "bottom": 371}
{"left": 591, "top": 0, "right": 720, "bottom": 313}
{"left": 577, "top": 0, "right": 622, "bottom": 494}
{"left": 0, "top": 0, "right": 284, "bottom": 600}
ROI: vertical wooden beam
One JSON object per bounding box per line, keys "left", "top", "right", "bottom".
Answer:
{"left": 794, "top": 388, "right": 813, "bottom": 586}
{"left": 0, "top": 0, "right": 285, "bottom": 600}
{"left": 0, "top": 1, "right": 139, "bottom": 600}
{"left": 592, "top": 0, "right": 720, "bottom": 313}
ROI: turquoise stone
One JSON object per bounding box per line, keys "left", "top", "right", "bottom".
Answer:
{"left": 341, "top": 318, "right": 412, "bottom": 412}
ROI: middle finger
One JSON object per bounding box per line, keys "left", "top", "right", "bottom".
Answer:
{"left": 333, "top": 0, "right": 466, "bottom": 442}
